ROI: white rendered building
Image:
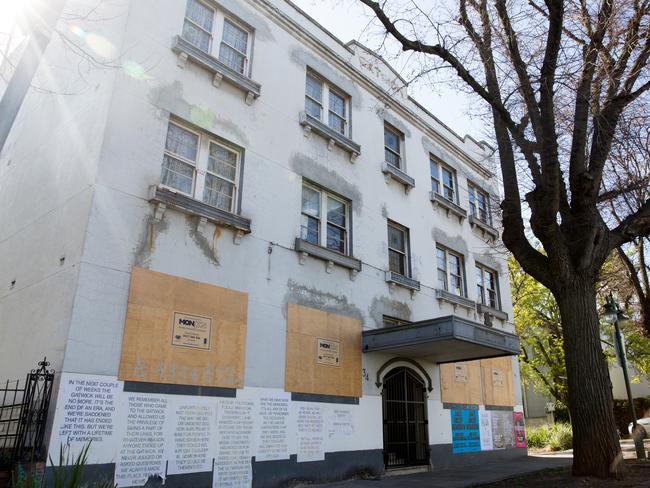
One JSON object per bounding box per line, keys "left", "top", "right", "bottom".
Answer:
{"left": 0, "top": 0, "right": 524, "bottom": 486}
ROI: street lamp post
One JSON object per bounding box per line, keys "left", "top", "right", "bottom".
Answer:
{"left": 602, "top": 293, "right": 646, "bottom": 460}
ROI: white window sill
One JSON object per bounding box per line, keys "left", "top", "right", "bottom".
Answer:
{"left": 476, "top": 303, "right": 508, "bottom": 321}
{"left": 382, "top": 162, "right": 415, "bottom": 193}
{"left": 294, "top": 238, "right": 361, "bottom": 277}
{"left": 172, "top": 36, "right": 261, "bottom": 105}
{"left": 149, "top": 185, "right": 251, "bottom": 240}
{"left": 468, "top": 215, "right": 499, "bottom": 240}
{"left": 299, "top": 111, "right": 361, "bottom": 162}
{"left": 435, "top": 289, "right": 476, "bottom": 309}
{"left": 385, "top": 270, "right": 420, "bottom": 291}
{"left": 430, "top": 192, "right": 467, "bottom": 221}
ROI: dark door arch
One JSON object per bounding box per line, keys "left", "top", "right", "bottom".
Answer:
{"left": 382, "top": 367, "right": 429, "bottom": 468}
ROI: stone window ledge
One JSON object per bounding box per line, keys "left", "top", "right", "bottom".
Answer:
{"left": 430, "top": 192, "right": 467, "bottom": 221}
{"left": 469, "top": 215, "right": 499, "bottom": 240}
{"left": 149, "top": 185, "right": 251, "bottom": 242}
{"left": 294, "top": 238, "right": 361, "bottom": 277}
{"left": 299, "top": 111, "right": 361, "bottom": 162}
{"left": 172, "top": 36, "right": 261, "bottom": 105}
{"left": 435, "top": 289, "right": 476, "bottom": 310}
{"left": 385, "top": 271, "right": 420, "bottom": 291}
{"left": 477, "top": 303, "right": 509, "bottom": 321}
{"left": 381, "top": 162, "right": 415, "bottom": 193}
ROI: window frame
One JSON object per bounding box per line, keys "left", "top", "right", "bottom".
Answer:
{"left": 387, "top": 220, "right": 411, "bottom": 277}
{"left": 181, "top": 0, "right": 254, "bottom": 77}
{"left": 300, "top": 181, "right": 351, "bottom": 256}
{"left": 304, "top": 70, "right": 351, "bottom": 137}
{"left": 430, "top": 157, "right": 458, "bottom": 204}
{"left": 469, "top": 183, "right": 491, "bottom": 225}
{"left": 384, "top": 123, "right": 403, "bottom": 169}
{"left": 436, "top": 246, "right": 467, "bottom": 297}
{"left": 476, "top": 263, "right": 500, "bottom": 310}
{"left": 160, "top": 118, "right": 242, "bottom": 215}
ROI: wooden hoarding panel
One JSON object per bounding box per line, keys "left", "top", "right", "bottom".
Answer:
{"left": 439, "top": 361, "right": 482, "bottom": 405}
{"left": 480, "top": 357, "right": 515, "bottom": 406}
{"left": 118, "top": 267, "right": 247, "bottom": 388}
{"left": 285, "top": 304, "right": 361, "bottom": 398}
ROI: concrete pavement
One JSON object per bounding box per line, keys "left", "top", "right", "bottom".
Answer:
{"left": 314, "top": 455, "right": 572, "bottom": 488}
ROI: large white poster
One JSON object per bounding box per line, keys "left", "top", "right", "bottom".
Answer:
{"left": 49, "top": 374, "right": 122, "bottom": 463}
{"left": 296, "top": 405, "right": 324, "bottom": 462}
{"left": 479, "top": 410, "right": 493, "bottom": 451}
{"left": 114, "top": 394, "right": 168, "bottom": 487}
{"left": 327, "top": 408, "right": 354, "bottom": 439}
{"left": 255, "top": 394, "right": 291, "bottom": 461}
{"left": 168, "top": 398, "right": 217, "bottom": 475}
{"left": 214, "top": 399, "right": 255, "bottom": 488}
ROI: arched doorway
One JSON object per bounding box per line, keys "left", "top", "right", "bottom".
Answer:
{"left": 382, "top": 367, "right": 429, "bottom": 468}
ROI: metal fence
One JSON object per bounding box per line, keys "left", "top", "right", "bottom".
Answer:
{"left": 0, "top": 358, "right": 55, "bottom": 468}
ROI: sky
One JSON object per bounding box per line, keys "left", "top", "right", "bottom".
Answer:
{"left": 290, "top": 0, "right": 488, "bottom": 142}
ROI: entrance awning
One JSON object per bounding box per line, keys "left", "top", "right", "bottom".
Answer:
{"left": 362, "top": 315, "right": 520, "bottom": 363}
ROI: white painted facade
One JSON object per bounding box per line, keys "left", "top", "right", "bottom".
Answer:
{"left": 0, "top": 0, "right": 524, "bottom": 485}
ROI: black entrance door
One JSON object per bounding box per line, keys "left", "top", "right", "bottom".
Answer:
{"left": 382, "top": 367, "right": 429, "bottom": 467}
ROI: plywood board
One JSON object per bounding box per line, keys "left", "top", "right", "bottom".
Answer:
{"left": 118, "top": 267, "right": 247, "bottom": 388}
{"left": 480, "top": 357, "right": 515, "bottom": 406}
{"left": 285, "top": 304, "right": 361, "bottom": 398}
{"left": 439, "top": 361, "right": 482, "bottom": 405}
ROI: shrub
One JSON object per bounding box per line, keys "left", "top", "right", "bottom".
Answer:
{"left": 548, "top": 423, "right": 573, "bottom": 451}
{"left": 526, "top": 423, "right": 572, "bottom": 451}
{"left": 526, "top": 424, "right": 551, "bottom": 449}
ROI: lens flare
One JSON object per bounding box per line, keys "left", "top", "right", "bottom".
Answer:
{"left": 122, "top": 60, "right": 153, "bottom": 81}
{"left": 190, "top": 105, "right": 215, "bottom": 129}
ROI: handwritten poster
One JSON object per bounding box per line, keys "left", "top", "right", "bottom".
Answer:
{"left": 451, "top": 409, "right": 480, "bottom": 453}
{"left": 297, "top": 405, "right": 324, "bottom": 462}
{"left": 214, "top": 399, "right": 255, "bottom": 488}
{"left": 115, "top": 395, "right": 167, "bottom": 487}
{"left": 256, "top": 395, "right": 291, "bottom": 461}
{"left": 478, "top": 410, "right": 493, "bottom": 451}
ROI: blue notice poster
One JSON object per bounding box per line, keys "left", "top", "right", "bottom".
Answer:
{"left": 451, "top": 408, "right": 481, "bottom": 453}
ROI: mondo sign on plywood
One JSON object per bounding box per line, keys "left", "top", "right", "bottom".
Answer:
{"left": 172, "top": 312, "right": 212, "bottom": 350}
{"left": 316, "top": 338, "right": 340, "bottom": 366}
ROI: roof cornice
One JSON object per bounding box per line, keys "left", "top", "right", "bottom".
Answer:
{"left": 251, "top": 0, "right": 495, "bottom": 179}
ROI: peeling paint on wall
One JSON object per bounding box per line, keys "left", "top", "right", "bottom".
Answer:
{"left": 148, "top": 82, "right": 249, "bottom": 146}
{"left": 290, "top": 48, "right": 362, "bottom": 109}
{"left": 283, "top": 280, "right": 365, "bottom": 324}
{"left": 376, "top": 108, "right": 412, "bottom": 138}
{"left": 133, "top": 215, "right": 168, "bottom": 268}
{"left": 432, "top": 228, "right": 469, "bottom": 255}
{"left": 474, "top": 251, "right": 506, "bottom": 274}
{"left": 186, "top": 216, "right": 220, "bottom": 266}
{"left": 369, "top": 296, "right": 411, "bottom": 327}
{"left": 290, "top": 153, "right": 362, "bottom": 214}
{"left": 218, "top": 0, "right": 275, "bottom": 42}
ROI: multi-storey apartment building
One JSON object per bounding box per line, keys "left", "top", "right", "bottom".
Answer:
{"left": 0, "top": 0, "right": 523, "bottom": 486}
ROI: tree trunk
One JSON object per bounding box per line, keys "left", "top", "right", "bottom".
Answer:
{"left": 555, "top": 277, "right": 624, "bottom": 477}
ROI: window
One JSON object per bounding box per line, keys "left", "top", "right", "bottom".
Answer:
{"left": 469, "top": 184, "right": 491, "bottom": 224}
{"left": 383, "top": 315, "right": 411, "bottom": 328}
{"left": 161, "top": 120, "right": 241, "bottom": 213}
{"left": 430, "top": 157, "right": 457, "bottom": 203}
{"left": 304, "top": 71, "right": 349, "bottom": 136}
{"left": 436, "top": 246, "right": 465, "bottom": 296}
{"left": 301, "top": 183, "right": 349, "bottom": 254}
{"left": 384, "top": 124, "right": 402, "bottom": 169}
{"left": 387, "top": 222, "right": 410, "bottom": 276}
{"left": 476, "top": 264, "right": 499, "bottom": 309}
{"left": 182, "top": 0, "right": 252, "bottom": 75}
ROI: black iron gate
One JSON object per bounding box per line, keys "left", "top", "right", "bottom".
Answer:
{"left": 382, "top": 367, "right": 429, "bottom": 468}
{"left": 0, "top": 358, "right": 55, "bottom": 468}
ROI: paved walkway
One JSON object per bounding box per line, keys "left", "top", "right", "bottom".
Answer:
{"left": 316, "top": 455, "right": 572, "bottom": 488}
